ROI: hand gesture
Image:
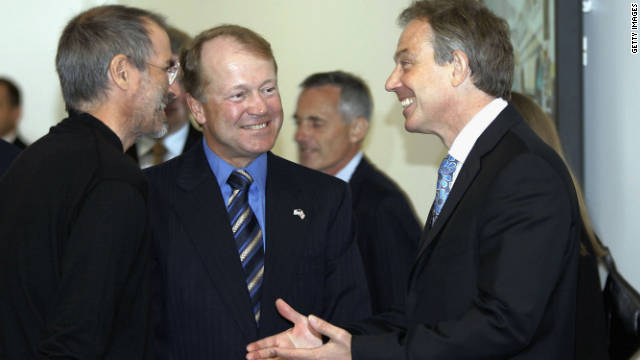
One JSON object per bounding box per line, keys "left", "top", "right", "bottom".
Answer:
{"left": 247, "top": 300, "right": 352, "bottom": 360}
{"left": 246, "top": 298, "right": 322, "bottom": 358}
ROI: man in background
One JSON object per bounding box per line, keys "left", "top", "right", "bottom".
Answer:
{"left": 0, "top": 5, "right": 177, "bottom": 358}
{"left": 145, "top": 25, "right": 370, "bottom": 359}
{"left": 0, "top": 77, "right": 28, "bottom": 149}
{"left": 294, "top": 70, "right": 421, "bottom": 314}
{"left": 128, "top": 25, "right": 201, "bottom": 168}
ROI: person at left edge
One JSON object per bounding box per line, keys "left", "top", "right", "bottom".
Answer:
{"left": 0, "top": 5, "right": 176, "bottom": 359}
{"left": 144, "top": 25, "right": 371, "bottom": 359}
{"left": 0, "top": 78, "right": 28, "bottom": 149}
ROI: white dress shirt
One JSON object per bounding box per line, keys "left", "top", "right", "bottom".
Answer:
{"left": 335, "top": 151, "right": 364, "bottom": 183}
{"left": 447, "top": 98, "right": 508, "bottom": 188}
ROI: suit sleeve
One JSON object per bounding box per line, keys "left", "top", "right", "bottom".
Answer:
{"left": 321, "top": 183, "right": 372, "bottom": 322}
{"left": 37, "top": 180, "right": 149, "bottom": 358}
{"left": 350, "top": 154, "right": 578, "bottom": 359}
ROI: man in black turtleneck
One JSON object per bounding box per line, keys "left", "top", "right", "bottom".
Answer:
{"left": 0, "top": 5, "right": 178, "bottom": 359}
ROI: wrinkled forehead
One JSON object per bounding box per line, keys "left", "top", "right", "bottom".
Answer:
{"left": 201, "top": 37, "right": 276, "bottom": 80}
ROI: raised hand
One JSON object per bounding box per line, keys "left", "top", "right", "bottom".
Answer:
{"left": 247, "top": 309, "right": 352, "bottom": 360}
{"left": 246, "top": 299, "right": 322, "bottom": 359}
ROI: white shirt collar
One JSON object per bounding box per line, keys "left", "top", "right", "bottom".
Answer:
{"left": 447, "top": 97, "right": 508, "bottom": 184}
{"left": 163, "top": 122, "right": 190, "bottom": 158}
{"left": 335, "top": 151, "right": 363, "bottom": 183}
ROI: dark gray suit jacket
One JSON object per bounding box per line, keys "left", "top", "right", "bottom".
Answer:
{"left": 0, "top": 139, "right": 19, "bottom": 175}
{"left": 349, "top": 156, "right": 421, "bottom": 314}
{"left": 145, "top": 143, "right": 371, "bottom": 359}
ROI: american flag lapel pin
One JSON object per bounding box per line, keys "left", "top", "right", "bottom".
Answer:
{"left": 293, "top": 209, "right": 306, "bottom": 219}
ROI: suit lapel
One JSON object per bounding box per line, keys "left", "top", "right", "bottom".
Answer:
{"left": 260, "top": 153, "right": 308, "bottom": 322}
{"left": 417, "top": 158, "right": 480, "bottom": 256}
{"left": 172, "top": 143, "right": 256, "bottom": 338}
{"left": 416, "top": 104, "right": 521, "bottom": 257}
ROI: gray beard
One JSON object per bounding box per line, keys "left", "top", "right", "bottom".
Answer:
{"left": 147, "top": 121, "right": 168, "bottom": 139}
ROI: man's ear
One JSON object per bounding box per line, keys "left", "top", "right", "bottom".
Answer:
{"left": 349, "top": 116, "right": 369, "bottom": 143}
{"left": 109, "top": 54, "right": 132, "bottom": 91}
{"left": 450, "top": 50, "right": 471, "bottom": 87}
{"left": 186, "top": 93, "right": 206, "bottom": 126}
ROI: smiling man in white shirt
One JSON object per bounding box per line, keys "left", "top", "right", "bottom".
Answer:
{"left": 247, "top": 0, "right": 581, "bottom": 359}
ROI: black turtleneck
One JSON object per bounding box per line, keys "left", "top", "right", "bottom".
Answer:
{"left": 0, "top": 110, "right": 152, "bottom": 359}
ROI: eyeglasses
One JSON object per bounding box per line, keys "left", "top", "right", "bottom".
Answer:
{"left": 146, "top": 60, "right": 180, "bottom": 85}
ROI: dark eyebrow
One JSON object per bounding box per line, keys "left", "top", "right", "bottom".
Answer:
{"left": 292, "top": 115, "right": 323, "bottom": 122}
{"left": 260, "top": 78, "right": 276, "bottom": 88}
{"left": 394, "top": 48, "right": 409, "bottom": 63}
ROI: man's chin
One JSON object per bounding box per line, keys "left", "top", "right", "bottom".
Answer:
{"left": 148, "top": 121, "right": 168, "bottom": 139}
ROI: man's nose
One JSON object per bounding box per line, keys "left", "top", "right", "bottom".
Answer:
{"left": 249, "top": 94, "right": 268, "bottom": 115}
{"left": 168, "top": 80, "right": 180, "bottom": 99}
{"left": 385, "top": 66, "right": 401, "bottom": 93}
{"left": 294, "top": 122, "right": 309, "bottom": 144}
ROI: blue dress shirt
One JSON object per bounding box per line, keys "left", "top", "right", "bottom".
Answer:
{"left": 202, "top": 138, "right": 267, "bottom": 248}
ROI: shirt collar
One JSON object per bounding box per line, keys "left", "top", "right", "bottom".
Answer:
{"left": 202, "top": 137, "right": 267, "bottom": 193}
{"left": 163, "top": 122, "right": 190, "bottom": 158}
{"left": 335, "top": 151, "right": 363, "bottom": 183}
{"left": 448, "top": 97, "right": 508, "bottom": 164}
{"left": 136, "top": 122, "right": 190, "bottom": 159}
{"left": 73, "top": 111, "right": 123, "bottom": 151}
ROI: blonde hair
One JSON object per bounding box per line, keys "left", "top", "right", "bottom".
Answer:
{"left": 511, "top": 92, "right": 605, "bottom": 258}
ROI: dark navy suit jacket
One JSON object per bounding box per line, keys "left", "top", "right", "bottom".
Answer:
{"left": 0, "top": 139, "right": 19, "bottom": 176}
{"left": 348, "top": 104, "right": 581, "bottom": 359}
{"left": 349, "top": 156, "right": 421, "bottom": 314}
{"left": 145, "top": 143, "right": 371, "bottom": 359}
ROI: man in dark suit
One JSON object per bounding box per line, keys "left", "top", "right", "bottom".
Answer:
{"left": 127, "top": 26, "right": 202, "bottom": 168}
{"left": 247, "top": 0, "right": 581, "bottom": 359}
{"left": 0, "top": 78, "right": 28, "bottom": 149}
{"left": 294, "top": 71, "right": 421, "bottom": 314}
{"left": 145, "top": 25, "right": 370, "bottom": 359}
{"left": 0, "top": 138, "right": 19, "bottom": 175}
{"left": 0, "top": 6, "right": 178, "bottom": 358}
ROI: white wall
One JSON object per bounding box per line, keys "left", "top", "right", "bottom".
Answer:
{"left": 1, "top": 0, "right": 443, "bottom": 223}
{"left": 584, "top": 0, "right": 640, "bottom": 294}
{"left": 8, "top": 0, "right": 636, "bottom": 288}
{"left": 0, "top": 0, "right": 118, "bottom": 142}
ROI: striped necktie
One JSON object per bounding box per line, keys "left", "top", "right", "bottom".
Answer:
{"left": 226, "top": 169, "right": 264, "bottom": 324}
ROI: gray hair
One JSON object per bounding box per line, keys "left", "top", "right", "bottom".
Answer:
{"left": 300, "top": 70, "right": 372, "bottom": 123}
{"left": 55, "top": 5, "right": 167, "bottom": 111}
